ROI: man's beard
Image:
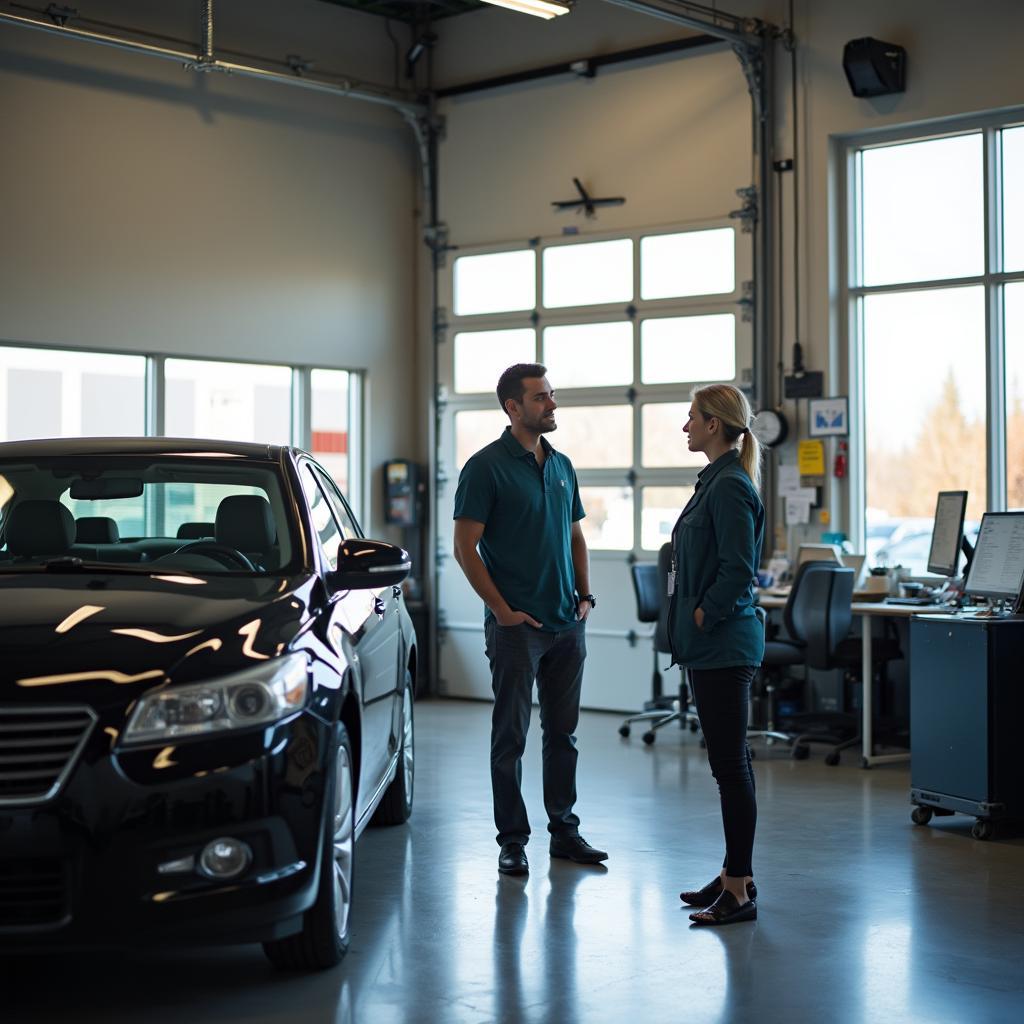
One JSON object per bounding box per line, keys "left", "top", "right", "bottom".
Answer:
{"left": 523, "top": 410, "right": 557, "bottom": 433}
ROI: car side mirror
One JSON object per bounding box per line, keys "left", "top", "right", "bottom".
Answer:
{"left": 327, "top": 538, "right": 411, "bottom": 591}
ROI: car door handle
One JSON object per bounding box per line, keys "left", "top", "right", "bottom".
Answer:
{"left": 374, "top": 597, "right": 386, "bottom": 617}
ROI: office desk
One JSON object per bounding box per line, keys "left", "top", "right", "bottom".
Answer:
{"left": 757, "top": 595, "right": 950, "bottom": 767}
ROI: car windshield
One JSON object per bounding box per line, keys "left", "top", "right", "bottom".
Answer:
{"left": 0, "top": 455, "right": 299, "bottom": 575}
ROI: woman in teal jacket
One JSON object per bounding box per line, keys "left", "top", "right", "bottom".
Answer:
{"left": 670, "top": 383, "right": 765, "bottom": 926}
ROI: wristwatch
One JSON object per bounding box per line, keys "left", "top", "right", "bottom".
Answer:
{"left": 580, "top": 594, "right": 597, "bottom": 608}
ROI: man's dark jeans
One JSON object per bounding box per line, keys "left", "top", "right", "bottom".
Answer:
{"left": 485, "top": 618, "right": 586, "bottom": 846}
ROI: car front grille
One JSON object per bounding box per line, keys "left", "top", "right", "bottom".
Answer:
{"left": 0, "top": 859, "right": 69, "bottom": 930}
{"left": 0, "top": 706, "right": 97, "bottom": 806}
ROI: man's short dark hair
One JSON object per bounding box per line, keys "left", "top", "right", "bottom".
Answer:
{"left": 496, "top": 363, "right": 547, "bottom": 415}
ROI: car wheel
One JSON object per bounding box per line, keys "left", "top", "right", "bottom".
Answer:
{"left": 371, "top": 668, "right": 415, "bottom": 826}
{"left": 263, "top": 723, "right": 355, "bottom": 970}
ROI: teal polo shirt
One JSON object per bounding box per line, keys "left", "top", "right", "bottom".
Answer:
{"left": 454, "top": 427, "right": 585, "bottom": 631}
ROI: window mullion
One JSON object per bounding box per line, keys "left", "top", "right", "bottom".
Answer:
{"left": 985, "top": 126, "right": 1007, "bottom": 511}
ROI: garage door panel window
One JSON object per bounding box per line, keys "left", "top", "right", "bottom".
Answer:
{"left": 578, "top": 486, "right": 634, "bottom": 550}
{"left": 454, "top": 409, "right": 508, "bottom": 470}
{"left": 641, "top": 403, "right": 705, "bottom": 468}
{"left": 641, "top": 314, "right": 736, "bottom": 385}
{"left": 542, "top": 239, "right": 633, "bottom": 309}
{"left": 454, "top": 329, "right": 536, "bottom": 394}
{"left": 640, "top": 227, "right": 735, "bottom": 300}
{"left": 551, "top": 406, "right": 632, "bottom": 468}
{"left": 642, "top": 486, "right": 695, "bottom": 551}
{"left": 453, "top": 250, "right": 536, "bottom": 316}
{"left": 542, "top": 322, "right": 633, "bottom": 389}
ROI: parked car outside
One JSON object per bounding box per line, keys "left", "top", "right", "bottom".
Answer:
{"left": 0, "top": 437, "right": 416, "bottom": 970}
{"left": 874, "top": 517, "right": 980, "bottom": 577}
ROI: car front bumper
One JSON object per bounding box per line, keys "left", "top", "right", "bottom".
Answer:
{"left": 0, "top": 710, "right": 332, "bottom": 949}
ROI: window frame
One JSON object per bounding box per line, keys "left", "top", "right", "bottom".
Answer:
{"left": 0, "top": 340, "right": 365, "bottom": 524}
{"left": 840, "top": 111, "right": 1024, "bottom": 554}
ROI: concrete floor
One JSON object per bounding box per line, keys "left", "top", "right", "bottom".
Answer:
{"left": 6, "top": 699, "right": 1024, "bottom": 1024}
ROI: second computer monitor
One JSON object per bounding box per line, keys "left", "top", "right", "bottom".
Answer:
{"left": 963, "top": 511, "right": 1024, "bottom": 604}
{"left": 927, "top": 490, "right": 968, "bottom": 577}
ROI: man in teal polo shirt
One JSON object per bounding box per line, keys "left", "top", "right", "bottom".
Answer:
{"left": 453, "top": 363, "right": 608, "bottom": 875}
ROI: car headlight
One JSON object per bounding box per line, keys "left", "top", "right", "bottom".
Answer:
{"left": 123, "top": 653, "right": 309, "bottom": 745}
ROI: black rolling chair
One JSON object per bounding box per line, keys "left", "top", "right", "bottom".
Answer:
{"left": 619, "top": 542, "right": 700, "bottom": 746}
{"left": 752, "top": 561, "right": 856, "bottom": 759}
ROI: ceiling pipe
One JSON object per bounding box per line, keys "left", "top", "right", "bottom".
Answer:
{"left": 598, "top": 0, "right": 760, "bottom": 50}
{"left": 0, "top": 7, "right": 428, "bottom": 118}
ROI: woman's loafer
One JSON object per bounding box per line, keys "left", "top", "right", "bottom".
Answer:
{"left": 679, "top": 876, "right": 757, "bottom": 907}
{"left": 688, "top": 890, "right": 757, "bottom": 926}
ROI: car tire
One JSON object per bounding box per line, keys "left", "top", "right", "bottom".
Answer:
{"left": 371, "top": 668, "right": 415, "bottom": 826}
{"left": 263, "top": 722, "right": 355, "bottom": 971}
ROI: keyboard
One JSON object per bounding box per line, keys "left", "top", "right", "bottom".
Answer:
{"left": 886, "top": 596, "right": 939, "bottom": 606}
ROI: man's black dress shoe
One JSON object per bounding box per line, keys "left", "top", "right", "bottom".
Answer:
{"left": 498, "top": 842, "right": 529, "bottom": 875}
{"left": 688, "top": 890, "right": 757, "bottom": 926}
{"left": 679, "top": 876, "right": 757, "bottom": 907}
{"left": 549, "top": 833, "right": 608, "bottom": 864}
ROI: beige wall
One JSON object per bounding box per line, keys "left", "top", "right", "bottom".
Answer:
{"left": 0, "top": 0, "right": 419, "bottom": 537}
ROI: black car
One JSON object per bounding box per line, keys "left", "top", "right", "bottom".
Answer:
{"left": 0, "top": 437, "right": 416, "bottom": 970}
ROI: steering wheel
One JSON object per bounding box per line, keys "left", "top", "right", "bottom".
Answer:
{"left": 173, "top": 540, "right": 256, "bottom": 571}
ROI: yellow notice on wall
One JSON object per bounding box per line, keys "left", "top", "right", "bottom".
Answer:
{"left": 797, "top": 439, "right": 826, "bottom": 476}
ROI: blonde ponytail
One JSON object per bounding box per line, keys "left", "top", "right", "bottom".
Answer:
{"left": 691, "top": 383, "right": 763, "bottom": 491}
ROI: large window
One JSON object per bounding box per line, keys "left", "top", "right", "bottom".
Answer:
{"left": 850, "top": 120, "right": 1024, "bottom": 573}
{"left": 0, "top": 348, "right": 145, "bottom": 441}
{"left": 447, "top": 222, "right": 749, "bottom": 552}
{"left": 0, "top": 345, "right": 362, "bottom": 517}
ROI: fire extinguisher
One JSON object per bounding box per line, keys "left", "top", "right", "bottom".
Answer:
{"left": 834, "top": 441, "right": 847, "bottom": 479}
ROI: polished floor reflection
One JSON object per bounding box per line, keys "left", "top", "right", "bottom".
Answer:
{"left": 6, "top": 699, "right": 1024, "bottom": 1023}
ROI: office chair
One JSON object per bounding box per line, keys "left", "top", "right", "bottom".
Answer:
{"left": 753, "top": 561, "right": 856, "bottom": 759}
{"left": 619, "top": 543, "right": 700, "bottom": 745}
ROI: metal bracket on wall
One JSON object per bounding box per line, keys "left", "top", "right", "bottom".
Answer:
{"left": 423, "top": 221, "right": 455, "bottom": 270}
{"left": 45, "top": 4, "right": 77, "bottom": 26}
{"left": 286, "top": 54, "right": 313, "bottom": 77}
{"left": 737, "top": 280, "right": 754, "bottom": 322}
{"left": 729, "top": 185, "right": 758, "bottom": 234}
{"left": 433, "top": 305, "right": 449, "bottom": 340}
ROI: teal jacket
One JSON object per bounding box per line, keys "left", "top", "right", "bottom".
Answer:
{"left": 668, "top": 449, "right": 765, "bottom": 670}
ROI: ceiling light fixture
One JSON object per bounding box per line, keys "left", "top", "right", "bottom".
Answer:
{"left": 480, "top": 0, "right": 572, "bottom": 21}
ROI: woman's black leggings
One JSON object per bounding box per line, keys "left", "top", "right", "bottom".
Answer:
{"left": 689, "top": 665, "right": 757, "bottom": 879}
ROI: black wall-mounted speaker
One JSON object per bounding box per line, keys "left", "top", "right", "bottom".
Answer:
{"left": 842, "top": 37, "right": 906, "bottom": 97}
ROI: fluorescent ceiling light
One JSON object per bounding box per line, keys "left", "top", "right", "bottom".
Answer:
{"left": 480, "top": 0, "right": 572, "bottom": 20}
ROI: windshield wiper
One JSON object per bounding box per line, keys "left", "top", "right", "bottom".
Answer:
{"left": 36, "top": 557, "right": 153, "bottom": 574}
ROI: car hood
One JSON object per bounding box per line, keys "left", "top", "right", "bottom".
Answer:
{"left": 0, "top": 571, "right": 320, "bottom": 708}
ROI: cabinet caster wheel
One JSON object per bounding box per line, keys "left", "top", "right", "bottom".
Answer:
{"left": 911, "top": 806, "right": 934, "bottom": 825}
{"left": 972, "top": 819, "right": 994, "bottom": 841}
{"left": 642, "top": 731, "right": 656, "bottom": 745}
{"left": 792, "top": 744, "right": 810, "bottom": 761}
{"left": 824, "top": 752, "right": 840, "bottom": 767}
{"left": 618, "top": 725, "right": 630, "bottom": 737}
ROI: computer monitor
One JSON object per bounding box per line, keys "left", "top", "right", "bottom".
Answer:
{"left": 963, "top": 512, "right": 1024, "bottom": 604}
{"left": 927, "top": 490, "right": 968, "bottom": 577}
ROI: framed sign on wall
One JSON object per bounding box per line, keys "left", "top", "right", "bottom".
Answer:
{"left": 808, "top": 396, "right": 849, "bottom": 437}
